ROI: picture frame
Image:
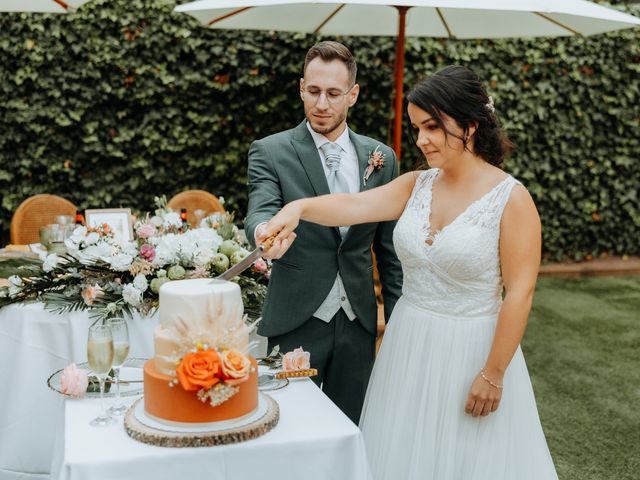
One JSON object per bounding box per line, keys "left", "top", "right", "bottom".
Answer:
{"left": 84, "top": 208, "right": 134, "bottom": 243}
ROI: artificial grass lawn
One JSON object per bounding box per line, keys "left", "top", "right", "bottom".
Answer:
{"left": 523, "top": 276, "right": 640, "bottom": 480}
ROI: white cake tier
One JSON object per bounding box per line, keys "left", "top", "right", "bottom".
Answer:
{"left": 154, "top": 279, "right": 248, "bottom": 375}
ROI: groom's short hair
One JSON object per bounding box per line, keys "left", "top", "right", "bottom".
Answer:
{"left": 304, "top": 41, "right": 357, "bottom": 85}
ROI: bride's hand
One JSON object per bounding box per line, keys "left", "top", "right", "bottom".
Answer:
{"left": 256, "top": 202, "right": 302, "bottom": 260}
{"left": 464, "top": 369, "right": 503, "bottom": 417}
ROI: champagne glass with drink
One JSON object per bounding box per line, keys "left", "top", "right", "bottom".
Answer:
{"left": 87, "top": 324, "right": 116, "bottom": 426}
{"left": 106, "top": 317, "right": 130, "bottom": 415}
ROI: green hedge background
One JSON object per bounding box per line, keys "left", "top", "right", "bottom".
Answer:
{"left": 0, "top": 0, "right": 638, "bottom": 261}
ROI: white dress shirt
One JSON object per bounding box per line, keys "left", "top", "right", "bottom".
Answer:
{"left": 305, "top": 122, "right": 357, "bottom": 323}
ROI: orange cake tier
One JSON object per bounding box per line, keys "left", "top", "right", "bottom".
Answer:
{"left": 144, "top": 357, "right": 258, "bottom": 424}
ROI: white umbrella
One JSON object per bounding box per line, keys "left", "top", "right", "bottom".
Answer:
{"left": 175, "top": 0, "right": 640, "bottom": 155}
{"left": 1, "top": 0, "right": 92, "bottom": 13}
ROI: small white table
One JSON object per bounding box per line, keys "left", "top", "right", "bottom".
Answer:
{"left": 51, "top": 378, "right": 372, "bottom": 480}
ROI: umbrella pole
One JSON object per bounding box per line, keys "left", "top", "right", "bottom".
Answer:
{"left": 393, "top": 6, "right": 409, "bottom": 162}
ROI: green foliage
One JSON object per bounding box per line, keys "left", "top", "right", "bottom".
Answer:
{"left": 0, "top": 0, "right": 638, "bottom": 260}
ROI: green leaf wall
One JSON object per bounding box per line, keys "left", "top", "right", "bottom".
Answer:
{"left": 1, "top": 0, "right": 638, "bottom": 261}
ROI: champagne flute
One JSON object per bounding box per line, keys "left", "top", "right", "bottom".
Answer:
{"left": 106, "top": 317, "right": 130, "bottom": 416}
{"left": 87, "top": 324, "right": 116, "bottom": 426}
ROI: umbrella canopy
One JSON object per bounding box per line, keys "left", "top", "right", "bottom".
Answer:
{"left": 175, "top": 0, "right": 640, "bottom": 155}
{"left": 1, "top": 0, "right": 92, "bottom": 13}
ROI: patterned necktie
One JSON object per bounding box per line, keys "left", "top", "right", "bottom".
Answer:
{"left": 320, "top": 142, "right": 350, "bottom": 194}
{"left": 320, "top": 142, "right": 349, "bottom": 236}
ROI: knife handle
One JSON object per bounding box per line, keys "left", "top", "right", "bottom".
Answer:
{"left": 274, "top": 368, "right": 318, "bottom": 379}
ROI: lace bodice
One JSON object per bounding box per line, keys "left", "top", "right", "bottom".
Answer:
{"left": 393, "top": 168, "right": 520, "bottom": 317}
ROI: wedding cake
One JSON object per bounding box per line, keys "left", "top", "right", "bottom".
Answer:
{"left": 143, "top": 279, "right": 258, "bottom": 424}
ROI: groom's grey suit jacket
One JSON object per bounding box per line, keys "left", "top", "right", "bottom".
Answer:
{"left": 245, "top": 120, "right": 403, "bottom": 338}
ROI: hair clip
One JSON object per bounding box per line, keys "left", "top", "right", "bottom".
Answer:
{"left": 485, "top": 96, "right": 495, "bottom": 113}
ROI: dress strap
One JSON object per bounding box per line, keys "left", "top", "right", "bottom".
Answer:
{"left": 492, "top": 176, "right": 521, "bottom": 215}
{"left": 407, "top": 168, "right": 438, "bottom": 209}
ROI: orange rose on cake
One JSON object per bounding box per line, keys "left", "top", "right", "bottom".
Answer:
{"left": 220, "top": 349, "right": 251, "bottom": 386}
{"left": 176, "top": 348, "right": 222, "bottom": 391}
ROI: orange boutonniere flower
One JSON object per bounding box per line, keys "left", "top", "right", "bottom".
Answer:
{"left": 176, "top": 348, "right": 222, "bottom": 391}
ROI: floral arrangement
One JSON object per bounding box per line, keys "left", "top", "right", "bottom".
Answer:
{"left": 363, "top": 145, "right": 386, "bottom": 186}
{"left": 174, "top": 343, "right": 253, "bottom": 407}
{"left": 0, "top": 197, "right": 270, "bottom": 321}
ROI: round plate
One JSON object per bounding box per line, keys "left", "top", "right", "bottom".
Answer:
{"left": 47, "top": 357, "right": 147, "bottom": 398}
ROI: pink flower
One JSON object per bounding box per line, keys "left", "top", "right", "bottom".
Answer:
{"left": 140, "top": 244, "right": 156, "bottom": 262}
{"left": 81, "top": 284, "right": 103, "bottom": 306}
{"left": 282, "top": 347, "right": 310, "bottom": 372}
{"left": 252, "top": 258, "right": 268, "bottom": 273}
{"left": 136, "top": 223, "right": 157, "bottom": 239}
{"left": 363, "top": 145, "right": 386, "bottom": 186}
{"left": 187, "top": 268, "right": 209, "bottom": 279}
{"left": 60, "top": 363, "right": 89, "bottom": 397}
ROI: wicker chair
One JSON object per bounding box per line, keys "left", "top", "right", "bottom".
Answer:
{"left": 10, "top": 194, "right": 77, "bottom": 245}
{"left": 167, "top": 190, "right": 225, "bottom": 227}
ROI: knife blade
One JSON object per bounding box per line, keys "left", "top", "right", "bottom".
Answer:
{"left": 215, "top": 245, "right": 264, "bottom": 281}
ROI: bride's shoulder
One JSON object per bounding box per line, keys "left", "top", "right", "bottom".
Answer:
{"left": 503, "top": 180, "right": 539, "bottom": 221}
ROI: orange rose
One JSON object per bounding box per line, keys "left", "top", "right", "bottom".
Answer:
{"left": 220, "top": 349, "right": 251, "bottom": 386}
{"left": 176, "top": 349, "right": 222, "bottom": 391}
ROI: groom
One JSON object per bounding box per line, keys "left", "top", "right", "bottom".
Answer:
{"left": 245, "top": 41, "right": 402, "bottom": 424}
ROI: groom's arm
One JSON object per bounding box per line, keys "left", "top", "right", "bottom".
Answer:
{"left": 244, "top": 139, "right": 282, "bottom": 249}
{"left": 372, "top": 150, "right": 403, "bottom": 323}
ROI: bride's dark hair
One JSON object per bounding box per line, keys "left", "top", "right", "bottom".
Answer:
{"left": 406, "top": 65, "right": 514, "bottom": 169}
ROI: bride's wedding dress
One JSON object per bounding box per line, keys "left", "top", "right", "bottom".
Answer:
{"left": 360, "top": 169, "right": 557, "bottom": 479}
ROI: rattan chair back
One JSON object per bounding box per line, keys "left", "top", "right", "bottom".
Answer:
{"left": 167, "top": 190, "right": 225, "bottom": 226}
{"left": 10, "top": 194, "right": 77, "bottom": 245}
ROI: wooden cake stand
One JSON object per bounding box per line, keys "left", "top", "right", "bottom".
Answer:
{"left": 125, "top": 393, "right": 279, "bottom": 447}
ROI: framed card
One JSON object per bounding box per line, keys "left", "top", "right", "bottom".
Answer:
{"left": 84, "top": 208, "right": 134, "bottom": 243}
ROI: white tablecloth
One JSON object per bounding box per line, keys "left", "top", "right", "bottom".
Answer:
{"left": 51, "top": 378, "right": 372, "bottom": 480}
{"left": 0, "top": 304, "right": 158, "bottom": 480}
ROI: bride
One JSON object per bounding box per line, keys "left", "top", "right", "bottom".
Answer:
{"left": 259, "top": 65, "right": 557, "bottom": 479}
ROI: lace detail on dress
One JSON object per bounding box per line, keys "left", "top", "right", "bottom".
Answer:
{"left": 393, "top": 168, "right": 520, "bottom": 317}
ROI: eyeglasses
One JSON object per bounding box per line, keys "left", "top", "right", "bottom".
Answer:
{"left": 301, "top": 85, "right": 354, "bottom": 105}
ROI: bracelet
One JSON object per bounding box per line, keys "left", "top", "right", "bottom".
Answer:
{"left": 480, "top": 369, "right": 503, "bottom": 390}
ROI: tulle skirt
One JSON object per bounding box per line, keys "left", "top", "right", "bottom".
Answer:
{"left": 359, "top": 296, "right": 558, "bottom": 480}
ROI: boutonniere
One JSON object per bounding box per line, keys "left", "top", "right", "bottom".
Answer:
{"left": 363, "top": 146, "right": 386, "bottom": 186}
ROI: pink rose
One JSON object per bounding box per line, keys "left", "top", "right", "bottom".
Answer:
{"left": 81, "top": 284, "right": 103, "bottom": 306}
{"left": 252, "top": 258, "right": 268, "bottom": 273}
{"left": 60, "top": 363, "right": 89, "bottom": 397}
{"left": 136, "top": 223, "right": 157, "bottom": 239}
{"left": 282, "top": 347, "right": 310, "bottom": 372}
{"left": 140, "top": 244, "right": 156, "bottom": 262}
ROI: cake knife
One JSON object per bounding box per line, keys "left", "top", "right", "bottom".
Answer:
{"left": 215, "top": 245, "right": 265, "bottom": 281}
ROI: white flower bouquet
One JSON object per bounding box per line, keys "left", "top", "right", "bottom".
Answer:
{"left": 0, "top": 197, "right": 270, "bottom": 321}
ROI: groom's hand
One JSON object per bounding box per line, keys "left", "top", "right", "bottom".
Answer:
{"left": 256, "top": 223, "right": 296, "bottom": 260}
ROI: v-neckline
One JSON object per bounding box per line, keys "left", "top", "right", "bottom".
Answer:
{"left": 424, "top": 170, "right": 510, "bottom": 246}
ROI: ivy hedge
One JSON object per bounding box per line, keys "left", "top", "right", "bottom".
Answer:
{"left": 0, "top": 0, "right": 638, "bottom": 261}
